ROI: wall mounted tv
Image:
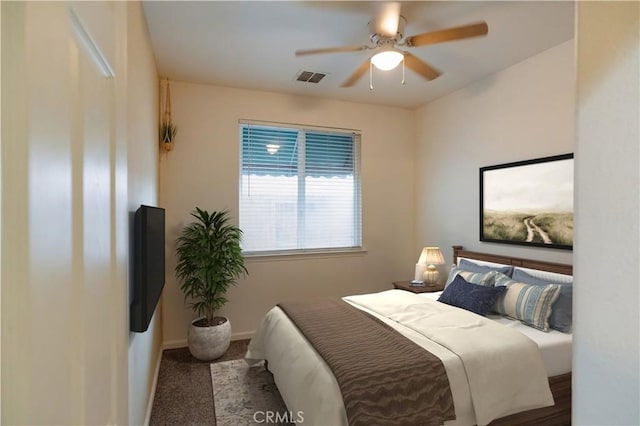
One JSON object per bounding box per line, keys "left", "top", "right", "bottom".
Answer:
{"left": 130, "top": 205, "right": 166, "bottom": 332}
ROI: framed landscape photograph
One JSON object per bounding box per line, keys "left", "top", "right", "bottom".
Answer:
{"left": 480, "top": 153, "right": 574, "bottom": 250}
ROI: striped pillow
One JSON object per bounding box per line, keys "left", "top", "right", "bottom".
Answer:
{"left": 494, "top": 280, "right": 561, "bottom": 331}
{"left": 445, "top": 266, "right": 496, "bottom": 288}
{"left": 512, "top": 269, "right": 573, "bottom": 333}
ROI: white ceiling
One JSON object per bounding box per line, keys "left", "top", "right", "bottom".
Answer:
{"left": 142, "top": 1, "right": 575, "bottom": 109}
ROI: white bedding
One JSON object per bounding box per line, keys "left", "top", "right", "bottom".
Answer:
{"left": 419, "top": 291, "right": 573, "bottom": 377}
{"left": 246, "top": 290, "right": 558, "bottom": 426}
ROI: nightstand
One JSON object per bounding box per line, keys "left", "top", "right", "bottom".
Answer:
{"left": 392, "top": 281, "right": 444, "bottom": 294}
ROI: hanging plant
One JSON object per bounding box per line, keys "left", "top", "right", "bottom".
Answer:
{"left": 160, "top": 79, "right": 177, "bottom": 151}
{"left": 161, "top": 121, "right": 177, "bottom": 146}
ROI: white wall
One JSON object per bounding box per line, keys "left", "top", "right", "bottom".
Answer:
{"left": 1, "top": 2, "right": 159, "bottom": 424}
{"left": 125, "top": 3, "right": 161, "bottom": 426}
{"left": 574, "top": 2, "right": 639, "bottom": 424}
{"left": 160, "top": 82, "right": 416, "bottom": 345}
{"left": 414, "top": 40, "right": 575, "bottom": 266}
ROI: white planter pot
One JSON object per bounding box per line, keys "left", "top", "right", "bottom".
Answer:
{"left": 187, "top": 317, "right": 231, "bottom": 361}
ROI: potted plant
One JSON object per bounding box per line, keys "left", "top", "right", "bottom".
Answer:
{"left": 175, "top": 208, "right": 248, "bottom": 361}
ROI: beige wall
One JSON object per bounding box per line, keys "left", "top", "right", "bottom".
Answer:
{"left": 160, "top": 82, "right": 416, "bottom": 345}
{"left": 1, "top": 2, "right": 159, "bottom": 423}
{"left": 125, "top": 3, "right": 161, "bottom": 426}
{"left": 414, "top": 40, "right": 575, "bottom": 266}
{"left": 0, "top": 1, "right": 3, "bottom": 418}
{"left": 573, "top": 2, "right": 639, "bottom": 423}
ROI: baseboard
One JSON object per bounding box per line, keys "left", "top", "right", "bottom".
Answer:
{"left": 163, "top": 339, "right": 187, "bottom": 350}
{"left": 162, "top": 330, "right": 254, "bottom": 350}
{"left": 144, "top": 345, "right": 163, "bottom": 426}
{"left": 231, "top": 330, "right": 255, "bottom": 341}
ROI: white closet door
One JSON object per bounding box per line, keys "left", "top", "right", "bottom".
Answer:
{"left": 2, "top": 2, "right": 128, "bottom": 424}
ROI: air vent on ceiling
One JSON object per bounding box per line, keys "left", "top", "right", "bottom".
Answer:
{"left": 296, "top": 71, "right": 326, "bottom": 83}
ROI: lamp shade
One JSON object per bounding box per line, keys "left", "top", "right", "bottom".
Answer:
{"left": 418, "top": 247, "right": 445, "bottom": 266}
{"left": 370, "top": 49, "right": 404, "bottom": 71}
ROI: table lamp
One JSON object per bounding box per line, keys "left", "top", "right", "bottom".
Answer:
{"left": 418, "top": 247, "right": 445, "bottom": 286}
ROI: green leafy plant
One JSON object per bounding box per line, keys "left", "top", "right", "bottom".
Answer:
{"left": 160, "top": 121, "right": 177, "bottom": 144}
{"left": 175, "top": 208, "right": 247, "bottom": 326}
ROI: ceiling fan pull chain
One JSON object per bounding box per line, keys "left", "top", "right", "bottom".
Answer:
{"left": 401, "top": 57, "right": 406, "bottom": 85}
{"left": 369, "top": 61, "right": 374, "bottom": 90}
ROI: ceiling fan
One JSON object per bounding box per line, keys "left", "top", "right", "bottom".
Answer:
{"left": 295, "top": 2, "right": 489, "bottom": 87}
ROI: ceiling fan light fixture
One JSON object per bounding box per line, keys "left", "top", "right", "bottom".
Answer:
{"left": 266, "top": 144, "right": 280, "bottom": 155}
{"left": 370, "top": 49, "right": 404, "bottom": 71}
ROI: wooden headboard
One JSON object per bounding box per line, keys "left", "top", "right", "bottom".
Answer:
{"left": 452, "top": 245, "right": 573, "bottom": 275}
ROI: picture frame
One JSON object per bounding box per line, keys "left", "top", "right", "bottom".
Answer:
{"left": 480, "top": 153, "right": 574, "bottom": 250}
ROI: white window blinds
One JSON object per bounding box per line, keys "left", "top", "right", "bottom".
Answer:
{"left": 240, "top": 122, "right": 361, "bottom": 254}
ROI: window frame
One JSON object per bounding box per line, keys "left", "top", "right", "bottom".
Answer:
{"left": 238, "top": 119, "right": 363, "bottom": 257}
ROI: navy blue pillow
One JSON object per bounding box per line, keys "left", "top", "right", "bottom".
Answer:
{"left": 458, "top": 258, "right": 514, "bottom": 277}
{"left": 438, "top": 275, "right": 506, "bottom": 316}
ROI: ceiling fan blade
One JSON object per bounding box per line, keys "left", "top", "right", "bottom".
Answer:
{"left": 341, "top": 60, "right": 370, "bottom": 88}
{"left": 295, "top": 45, "right": 369, "bottom": 56}
{"left": 403, "top": 53, "right": 441, "bottom": 81}
{"left": 375, "top": 2, "right": 401, "bottom": 37}
{"left": 406, "top": 21, "right": 488, "bottom": 47}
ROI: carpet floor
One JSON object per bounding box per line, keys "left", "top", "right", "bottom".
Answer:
{"left": 149, "top": 340, "right": 250, "bottom": 426}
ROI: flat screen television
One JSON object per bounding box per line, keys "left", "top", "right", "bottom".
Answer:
{"left": 130, "top": 205, "right": 166, "bottom": 332}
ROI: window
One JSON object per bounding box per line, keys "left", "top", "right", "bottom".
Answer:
{"left": 239, "top": 121, "right": 361, "bottom": 255}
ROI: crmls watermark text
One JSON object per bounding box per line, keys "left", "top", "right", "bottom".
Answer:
{"left": 253, "top": 410, "right": 304, "bottom": 424}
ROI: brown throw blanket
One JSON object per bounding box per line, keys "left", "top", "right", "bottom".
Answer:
{"left": 278, "top": 299, "right": 455, "bottom": 426}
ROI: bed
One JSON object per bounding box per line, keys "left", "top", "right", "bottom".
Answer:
{"left": 246, "top": 246, "right": 572, "bottom": 425}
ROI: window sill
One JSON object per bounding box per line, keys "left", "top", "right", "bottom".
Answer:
{"left": 243, "top": 247, "right": 368, "bottom": 262}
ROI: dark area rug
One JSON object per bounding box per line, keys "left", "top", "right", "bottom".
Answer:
{"left": 150, "top": 340, "right": 249, "bottom": 426}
